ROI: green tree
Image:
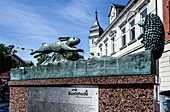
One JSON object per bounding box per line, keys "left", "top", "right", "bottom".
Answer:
{"left": 63, "top": 52, "right": 84, "bottom": 61}
{"left": 37, "top": 54, "right": 51, "bottom": 65}
{"left": 0, "top": 44, "right": 15, "bottom": 73}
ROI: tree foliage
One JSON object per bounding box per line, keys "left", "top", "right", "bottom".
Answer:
{"left": 63, "top": 52, "right": 84, "bottom": 61}
{"left": 37, "top": 54, "right": 51, "bottom": 65}
{"left": 0, "top": 44, "right": 15, "bottom": 73}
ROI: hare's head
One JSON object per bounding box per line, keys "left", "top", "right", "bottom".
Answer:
{"left": 59, "top": 37, "right": 80, "bottom": 47}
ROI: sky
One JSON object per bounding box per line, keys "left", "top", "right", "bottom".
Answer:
{"left": 0, "top": 0, "right": 129, "bottom": 64}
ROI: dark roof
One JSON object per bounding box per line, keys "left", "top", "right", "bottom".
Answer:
{"left": 12, "top": 54, "right": 29, "bottom": 67}
{"left": 111, "top": 3, "right": 125, "bottom": 8}
{"left": 25, "top": 60, "right": 34, "bottom": 66}
{"left": 90, "top": 11, "right": 103, "bottom": 30}
{"left": 108, "top": 3, "right": 126, "bottom": 17}
{"left": 89, "top": 11, "right": 104, "bottom": 37}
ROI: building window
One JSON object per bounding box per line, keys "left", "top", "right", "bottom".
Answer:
{"left": 111, "top": 12, "right": 115, "bottom": 20}
{"left": 100, "top": 46, "right": 102, "bottom": 56}
{"left": 105, "top": 43, "right": 108, "bottom": 55}
{"left": 121, "top": 28, "right": 126, "bottom": 46}
{"left": 112, "top": 38, "right": 115, "bottom": 53}
{"left": 99, "top": 43, "right": 103, "bottom": 56}
{"left": 130, "top": 20, "right": 135, "bottom": 41}
{"left": 140, "top": 8, "right": 147, "bottom": 37}
{"left": 92, "top": 39, "right": 94, "bottom": 44}
{"left": 141, "top": 8, "right": 147, "bottom": 19}
{"left": 100, "top": 47, "right": 103, "bottom": 56}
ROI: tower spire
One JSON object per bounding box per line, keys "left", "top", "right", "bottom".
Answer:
{"left": 95, "top": 9, "right": 98, "bottom": 20}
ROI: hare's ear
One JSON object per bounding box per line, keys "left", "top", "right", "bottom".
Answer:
{"left": 58, "top": 36, "right": 70, "bottom": 41}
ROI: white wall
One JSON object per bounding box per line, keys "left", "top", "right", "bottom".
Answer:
{"left": 110, "top": 6, "right": 117, "bottom": 24}
{"left": 157, "top": 0, "right": 163, "bottom": 21}
{"left": 95, "top": 0, "right": 156, "bottom": 58}
{"left": 90, "top": 1, "right": 170, "bottom": 110}
{"left": 159, "top": 43, "right": 170, "bottom": 91}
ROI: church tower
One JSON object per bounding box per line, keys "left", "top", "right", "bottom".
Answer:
{"left": 89, "top": 11, "right": 103, "bottom": 54}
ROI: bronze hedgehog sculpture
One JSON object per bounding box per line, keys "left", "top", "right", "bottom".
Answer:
{"left": 138, "top": 13, "right": 165, "bottom": 60}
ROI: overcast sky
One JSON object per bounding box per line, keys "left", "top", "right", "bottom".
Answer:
{"left": 0, "top": 0, "right": 129, "bottom": 64}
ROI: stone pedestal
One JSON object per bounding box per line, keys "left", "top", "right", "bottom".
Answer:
{"left": 9, "top": 51, "right": 159, "bottom": 112}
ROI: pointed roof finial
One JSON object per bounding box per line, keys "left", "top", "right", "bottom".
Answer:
{"left": 95, "top": 9, "right": 98, "bottom": 20}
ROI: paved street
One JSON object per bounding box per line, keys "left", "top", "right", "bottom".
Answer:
{"left": 0, "top": 97, "right": 9, "bottom": 112}
{"left": 0, "top": 102, "right": 8, "bottom": 112}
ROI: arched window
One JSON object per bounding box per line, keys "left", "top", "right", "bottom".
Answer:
{"left": 130, "top": 19, "right": 135, "bottom": 41}
{"left": 121, "top": 27, "right": 126, "bottom": 46}
{"left": 112, "top": 38, "right": 115, "bottom": 53}
{"left": 92, "top": 39, "right": 94, "bottom": 44}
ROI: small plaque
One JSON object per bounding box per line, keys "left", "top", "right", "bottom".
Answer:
{"left": 28, "top": 85, "right": 98, "bottom": 112}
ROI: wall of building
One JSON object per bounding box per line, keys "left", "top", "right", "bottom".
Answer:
{"left": 109, "top": 5, "right": 117, "bottom": 24}
{"left": 159, "top": 42, "right": 170, "bottom": 111}
{"left": 163, "top": 0, "right": 170, "bottom": 40}
{"left": 159, "top": 0, "right": 170, "bottom": 92}
{"left": 157, "top": 0, "right": 163, "bottom": 21}
{"left": 89, "top": 0, "right": 169, "bottom": 111}
{"left": 94, "top": 0, "right": 156, "bottom": 58}
{"left": 159, "top": 42, "right": 170, "bottom": 91}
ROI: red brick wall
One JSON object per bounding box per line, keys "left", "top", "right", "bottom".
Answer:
{"left": 163, "top": 0, "right": 170, "bottom": 40}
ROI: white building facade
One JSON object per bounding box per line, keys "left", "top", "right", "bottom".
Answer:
{"left": 90, "top": 0, "right": 156, "bottom": 58}
{"left": 89, "top": 0, "right": 170, "bottom": 111}
{"left": 159, "top": 0, "right": 170, "bottom": 111}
